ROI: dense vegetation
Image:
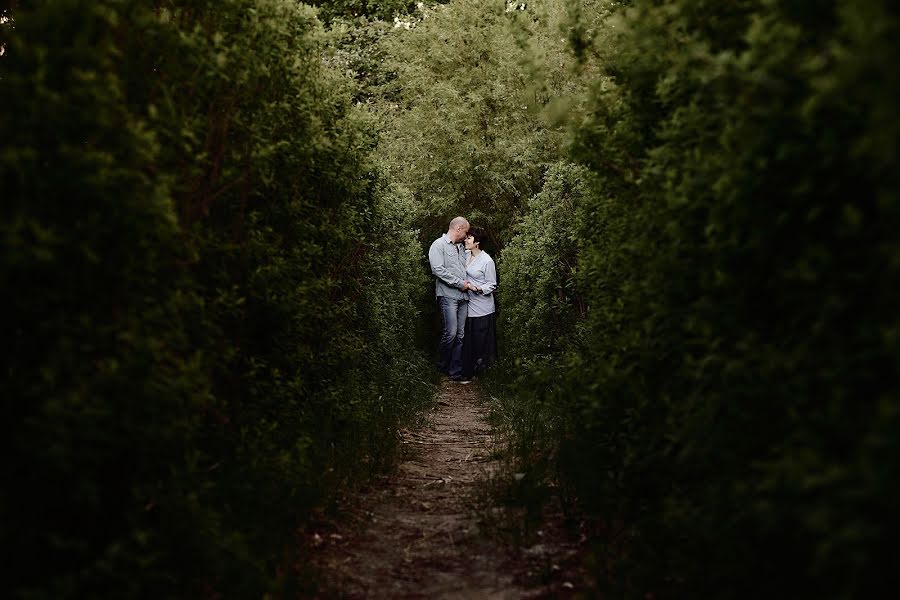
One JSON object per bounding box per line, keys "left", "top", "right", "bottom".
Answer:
{"left": 3, "top": 0, "right": 898, "bottom": 597}
{"left": 2, "top": 0, "right": 431, "bottom": 596}
{"left": 488, "top": 0, "right": 900, "bottom": 598}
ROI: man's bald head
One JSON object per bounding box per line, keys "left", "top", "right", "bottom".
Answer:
{"left": 447, "top": 216, "right": 469, "bottom": 242}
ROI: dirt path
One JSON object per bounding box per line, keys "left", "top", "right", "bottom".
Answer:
{"left": 306, "top": 379, "right": 584, "bottom": 599}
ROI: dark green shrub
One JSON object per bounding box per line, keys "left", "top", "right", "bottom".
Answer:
{"left": 1, "top": 1, "right": 211, "bottom": 596}
{"left": 1, "top": 0, "right": 433, "bottom": 596}
{"left": 556, "top": 0, "right": 900, "bottom": 597}
{"left": 490, "top": 0, "right": 900, "bottom": 597}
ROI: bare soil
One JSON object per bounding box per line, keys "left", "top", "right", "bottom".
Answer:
{"left": 305, "top": 379, "right": 588, "bottom": 599}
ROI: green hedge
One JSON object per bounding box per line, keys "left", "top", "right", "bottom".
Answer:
{"left": 496, "top": 0, "right": 900, "bottom": 597}
{"left": 499, "top": 162, "right": 588, "bottom": 363}
{"left": 1, "top": 1, "right": 431, "bottom": 597}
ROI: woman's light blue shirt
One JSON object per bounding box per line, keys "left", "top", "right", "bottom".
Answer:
{"left": 465, "top": 250, "right": 497, "bottom": 317}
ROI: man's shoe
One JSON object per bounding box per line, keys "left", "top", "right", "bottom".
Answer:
{"left": 450, "top": 376, "right": 471, "bottom": 384}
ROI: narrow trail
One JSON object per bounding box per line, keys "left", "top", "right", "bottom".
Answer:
{"left": 307, "top": 379, "right": 584, "bottom": 599}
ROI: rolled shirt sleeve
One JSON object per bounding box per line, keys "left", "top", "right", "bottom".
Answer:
{"left": 478, "top": 258, "right": 497, "bottom": 295}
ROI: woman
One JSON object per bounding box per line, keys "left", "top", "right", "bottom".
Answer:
{"left": 462, "top": 227, "right": 497, "bottom": 379}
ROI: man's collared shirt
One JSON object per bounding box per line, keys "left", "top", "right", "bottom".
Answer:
{"left": 428, "top": 233, "right": 468, "bottom": 299}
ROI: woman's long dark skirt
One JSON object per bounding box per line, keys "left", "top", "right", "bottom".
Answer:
{"left": 462, "top": 312, "right": 497, "bottom": 378}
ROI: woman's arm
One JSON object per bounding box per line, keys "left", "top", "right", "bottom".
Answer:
{"left": 478, "top": 257, "right": 497, "bottom": 295}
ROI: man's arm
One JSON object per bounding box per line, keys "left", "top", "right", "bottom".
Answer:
{"left": 428, "top": 240, "right": 465, "bottom": 289}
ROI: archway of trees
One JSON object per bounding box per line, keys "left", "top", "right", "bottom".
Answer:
{"left": 3, "top": 1, "right": 898, "bottom": 597}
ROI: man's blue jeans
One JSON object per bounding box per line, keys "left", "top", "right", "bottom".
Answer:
{"left": 437, "top": 295, "right": 468, "bottom": 378}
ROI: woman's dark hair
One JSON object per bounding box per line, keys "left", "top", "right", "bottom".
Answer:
{"left": 468, "top": 226, "right": 488, "bottom": 251}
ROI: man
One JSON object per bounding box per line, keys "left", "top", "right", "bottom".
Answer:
{"left": 428, "top": 216, "right": 472, "bottom": 382}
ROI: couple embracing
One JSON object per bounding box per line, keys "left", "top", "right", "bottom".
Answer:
{"left": 428, "top": 216, "right": 498, "bottom": 383}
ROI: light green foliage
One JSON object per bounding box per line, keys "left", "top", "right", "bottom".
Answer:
{"left": 483, "top": 162, "right": 590, "bottom": 526}
{"left": 374, "top": 0, "right": 585, "bottom": 245}
{"left": 337, "top": 0, "right": 597, "bottom": 380}
{"left": 364, "top": 181, "right": 435, "bottom": 384}
{"left": 326, "top": 16, "right": 397, "bottom": 103}
{"left": 499, "top": 162, "right": 589, "bottom": 361}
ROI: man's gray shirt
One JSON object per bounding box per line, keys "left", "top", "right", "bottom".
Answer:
{"left": 428, "top": 233, "right": 468, "bottom": 299}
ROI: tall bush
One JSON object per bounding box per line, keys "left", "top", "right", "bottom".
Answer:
{"left": 490, "top": 0, "right": 900, "bottom": 597}
{"left": 1, "top": 0, "right": 433, "bottom": 596}
{"left": 556, "top": 0, "right": 900, "bottom": 596}
{"left": 1, "top": 1, "right": 211, "bottom": 595}
{"left": 499, "top": 162, "right": 588, "bottom": 363}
